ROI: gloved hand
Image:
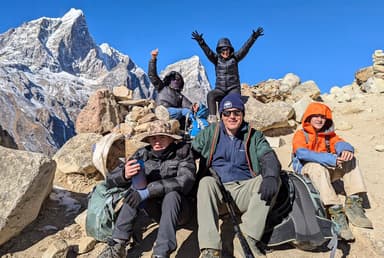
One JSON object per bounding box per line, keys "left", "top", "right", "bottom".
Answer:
{"left": 252, "top": 27, "right": 264, "bottom": 38}
{"left": 258, "top": 177, "right": 278, "bottom": 203}
{"left": 126, "top": 188, "right": 149, "bottom": 208}
{"left": 192, "top": 30, "right": 204, "bottom": 43}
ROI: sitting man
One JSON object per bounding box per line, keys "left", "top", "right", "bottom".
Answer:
{"left": 191, "top": 93, "right": 281, "bottom": 257}
{"left": 98, "top": 120, "right": 196, "bottom": 258}
{"left": 292, "top": 102, "right": 373, "bottom": 241}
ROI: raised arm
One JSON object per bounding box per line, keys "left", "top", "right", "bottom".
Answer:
{"left": 192, "top": 30, "right": 218, "bottom": 64}
{"left": 148, "top": 48, "right": 165, "bottom": 91}
{"left": 235, "top": 27, "right": 264, "bottom": 61}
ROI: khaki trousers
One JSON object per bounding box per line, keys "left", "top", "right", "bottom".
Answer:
{"left": 301, "top": 161, "right": 367, "bottom": 206}
{"left": 197, "top": 176, "right": 274, "bottom": 250}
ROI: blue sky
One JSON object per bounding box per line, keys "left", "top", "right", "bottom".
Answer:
{"left": 1, "top": 0, "right": 383, "bottom": 93}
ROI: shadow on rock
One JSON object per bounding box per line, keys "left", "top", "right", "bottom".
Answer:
{"left": 0, "top": 188, "right": 88, "bottom": 255}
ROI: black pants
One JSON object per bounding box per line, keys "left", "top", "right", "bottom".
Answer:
{"left": 207, "top": 87, "right": 240, "bottom": 115}
{"left": 112, "top": 191, "right": 191, "bottom": 256}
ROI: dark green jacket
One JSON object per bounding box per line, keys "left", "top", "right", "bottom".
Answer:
{"left": 191, "top": 122, "right": 280, "bottom": 179}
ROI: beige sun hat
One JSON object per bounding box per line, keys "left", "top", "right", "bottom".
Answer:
{"left": 135, "top": 119, "right": 182, "bottom": 143}
{"left": 92, "top": 132, "right": 125, "bottom": 177}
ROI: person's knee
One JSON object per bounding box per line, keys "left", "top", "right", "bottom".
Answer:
{"left": 163, "top": 191, "right": 181, "bottom": 202}
{"left": 199, "top": 176, "right": 216, "bottom": 187}
{"left": 197, "top": 176, "right": 217, "bottom": 195}
{"left": 302, "top": 162, "right": 327, "bottom": 175}
{"left": 162, "top": 191, "right": 182, "bottom": 209}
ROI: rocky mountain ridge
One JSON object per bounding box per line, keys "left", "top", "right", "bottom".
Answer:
{"left": 0, "top": 8, "right": 211, "bottom": 156}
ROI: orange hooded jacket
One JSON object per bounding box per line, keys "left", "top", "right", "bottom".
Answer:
{"left": 292, "top": 102, "right": 344, "bottom": 154}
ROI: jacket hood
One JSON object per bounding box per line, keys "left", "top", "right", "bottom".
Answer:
{"left": 302, "top": 102, "right": 334, "bottom": 133}
{"left": 163, "top": 71, "right": 184, "bottom": 91}
{"left": 293, "top": 102, "right": 346, "bottom": 154}
{"left": 216, "top": 38, "right": 234, "bottom": 53}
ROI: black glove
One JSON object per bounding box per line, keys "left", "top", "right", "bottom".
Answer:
{"left": 192, "top": 30, "right": 204, "bottom": 43}
{"left": 252, "top": 27, "right": 264, "bottom": 38}
{"left": 125, "top": 190, "right": 142, "bottom": 208}
{"left": 258, "top": 177, "right": 278, "bottom": 203}
{"left": 126, "top": 187, "right": 149, "bottom": 208}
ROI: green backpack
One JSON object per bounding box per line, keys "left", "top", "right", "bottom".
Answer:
{"left": 85, "top": 181, "right": 130, "bottom": 242}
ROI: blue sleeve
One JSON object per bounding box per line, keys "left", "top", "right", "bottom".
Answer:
{"left": 335, "top": 141, "right": 354, "bottom": 155}
{"left": 295, "top": 148, "right": 337, "bottom": 167}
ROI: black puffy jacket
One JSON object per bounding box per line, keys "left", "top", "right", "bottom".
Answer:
{"left": 196, "top": 33, "right": 258, "bottom": 92}
{"left": 148, "top": 58, "right": 192, "bottom": 109}
{"left": 106, "top": 142, "right": 196, "bottom": 198}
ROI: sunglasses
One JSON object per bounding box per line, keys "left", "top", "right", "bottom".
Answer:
{"left": 222, "top": 110, "right": 242, "bottom": 117}
{"left": 221, "top": 48, "right": 230, "bottom": 53}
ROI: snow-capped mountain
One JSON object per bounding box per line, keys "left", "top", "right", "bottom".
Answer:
{"left": 0, "top": 8, "right": 211, "bottom": 156}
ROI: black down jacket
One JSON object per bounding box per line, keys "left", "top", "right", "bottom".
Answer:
{"left": 196, "top": 33, "right": 258, "bottom": 92}
{"left": 106, "top": 142, "right": 196, "bottom": 198}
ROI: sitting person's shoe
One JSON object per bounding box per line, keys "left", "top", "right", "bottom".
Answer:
{"left": 97, "top": 239, "right": 127, "bottom": 258}
{"left": 200, "top": 248, "right": 221, "bottom": 258}
{"left": 328, "top": 204, "right": 355, "bottom": 241}
{"left": 155, "top": 105, "right": 170, "bottom": 121}
{"left": 345, "top": 195, "right": 373, "bottom": 229}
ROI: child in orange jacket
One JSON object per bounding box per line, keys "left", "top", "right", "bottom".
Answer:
{"left": 292, "top": 102, "right": 372, "bottom": 241}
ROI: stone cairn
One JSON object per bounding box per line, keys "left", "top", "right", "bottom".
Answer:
{"left": 78, "top": 86, "right": 181, "bottom": 176}
{"left": 373, "top": 49, "right": 384, "bottom": 80}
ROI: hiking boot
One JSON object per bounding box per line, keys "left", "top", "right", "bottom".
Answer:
{"left": 328, "top": 204, "right": 355, "bottom": 241}
{"left": 97, "top": 239, "right": 127, "bottom": 258}
{"left": 200, "top": 248, "right": 221, "bottom": 258}
{"left": 345, "top": 195, "right": 373, "bottom": 229}
{"left": 207, "top": 115, "right": 217, "bottom": 124}
{"left": 155, "top": 105, "right": 170, "bottom": 121}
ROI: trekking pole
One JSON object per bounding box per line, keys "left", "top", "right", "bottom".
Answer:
{"left": 209, "top": 168, "right": 255, "bottom": 258}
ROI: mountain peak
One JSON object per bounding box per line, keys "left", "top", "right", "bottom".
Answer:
{"left": 61, "top": 8, "right": 84, "bottom": 22}
{"left": 0, "top": 9, "right": 211, "bottom": 155}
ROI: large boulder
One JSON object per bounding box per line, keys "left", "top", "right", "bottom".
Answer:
{"left": 0, "top": 146, "right": 56, "bottom": 245}
{"left": 75, "top": 88, "right": 125, "bottom": 134}
{"left": 244, "top": 97, "right": 293, "bottom": 131}
{"left": 53, "top": 133, "right": 103, "bottom": 175}
{"left": 355, "top": 66, "right": 373, "bottom": 85}
{"left": 361, "top": 77, "right": 384, "bottom": 93}
{"left": 290, "top": 80, "right": 321, "bottom": 102}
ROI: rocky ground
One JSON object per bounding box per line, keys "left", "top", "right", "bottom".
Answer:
{"left": 1, "top": 93, "right": 384, "bottom": 258}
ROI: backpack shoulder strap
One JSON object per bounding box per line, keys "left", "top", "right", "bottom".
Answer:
{"left": 325, "top": 135, "right": 331, "bottom": 153}
{"left": 302, "top": 129, "right": 309, "bottom": 144}
{"left": 302, "top": 129, "right": 331, "bottom": 153}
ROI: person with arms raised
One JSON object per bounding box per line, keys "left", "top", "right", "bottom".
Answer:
{"left": 191, "top": 28, "right": 264, "bottom": 123}
{"left": 148, "top": 48, "right": 197, "bottom": 127}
